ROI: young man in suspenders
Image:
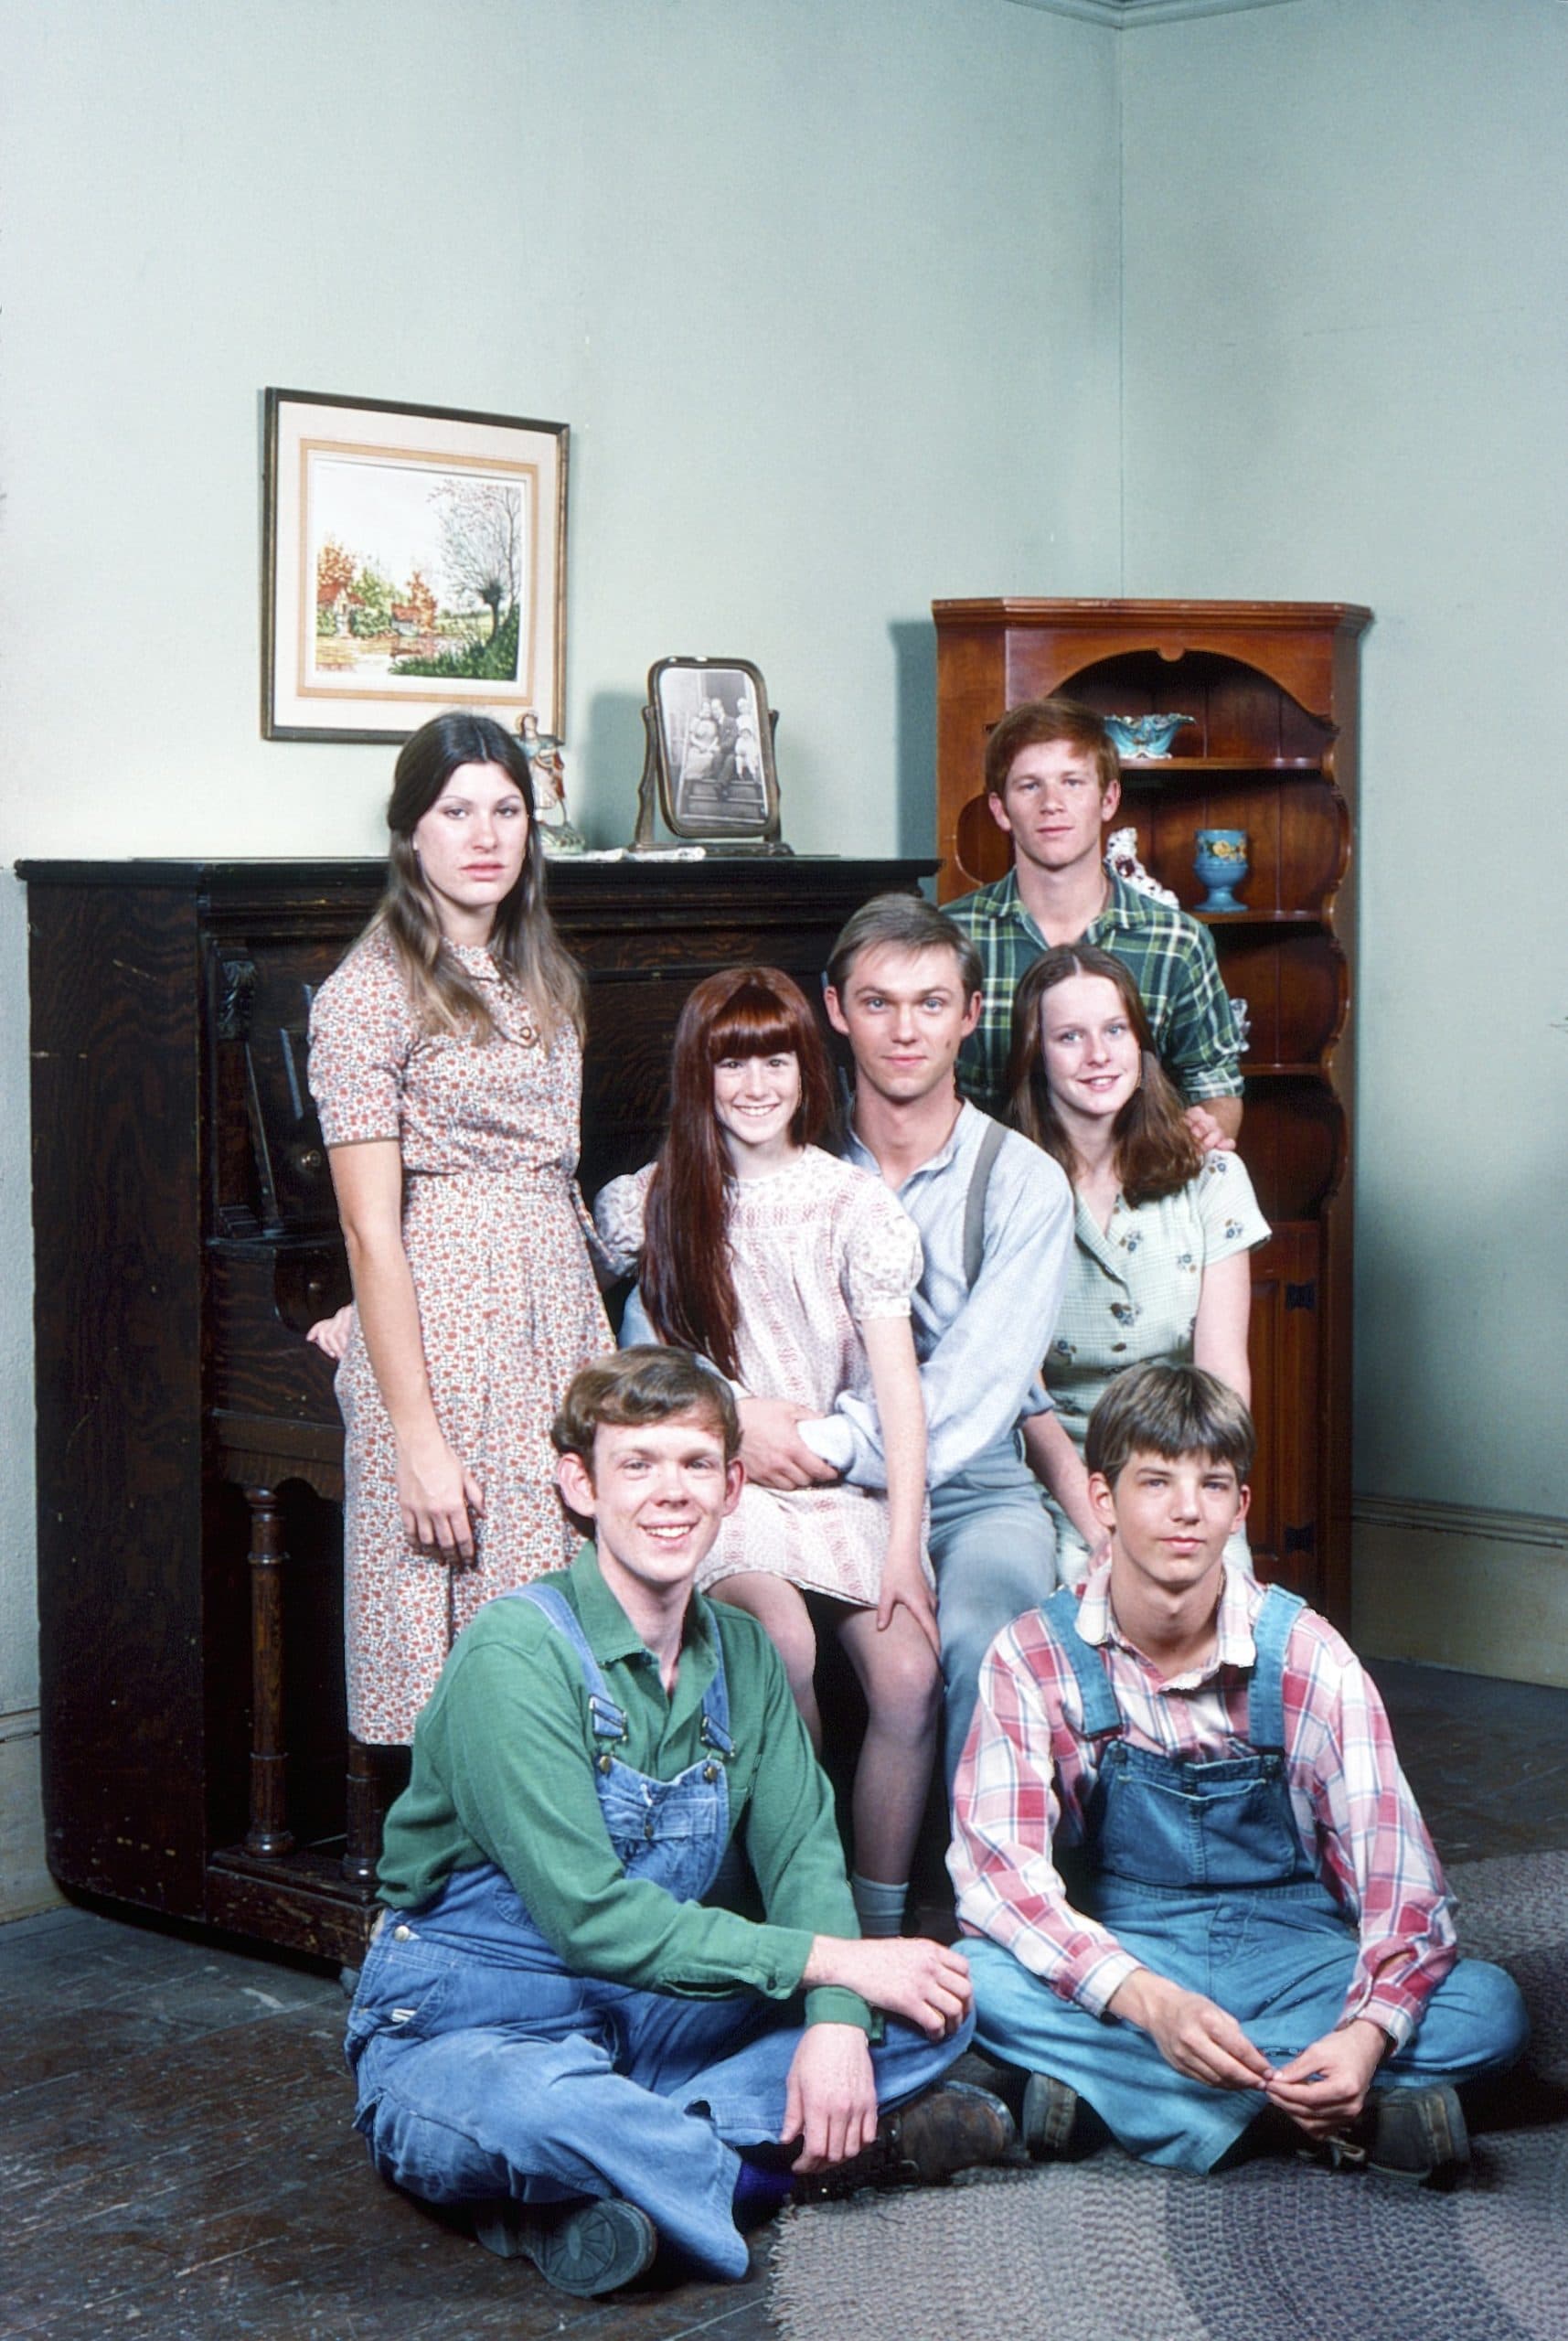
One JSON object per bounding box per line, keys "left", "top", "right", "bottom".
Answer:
{"left": 732, "top": 894, "right": 1077, "bottom": 1787}
{"left": 951, "top": 1362, "right": 1526, "bottom": 2180}
{"left": 345, "top": 1348, "right": 1012, "bottom": 2299}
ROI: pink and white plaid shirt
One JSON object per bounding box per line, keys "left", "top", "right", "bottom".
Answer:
{"left": 949, "top": 1561, "right": 1456, "bottom": 2047}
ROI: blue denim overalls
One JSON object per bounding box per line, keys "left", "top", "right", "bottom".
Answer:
{"left": 967, "top": 1585, "right": 1525, "bottom": 2170}
{"left": 347, "top": 1585, "right": 963, "bottom": 2275}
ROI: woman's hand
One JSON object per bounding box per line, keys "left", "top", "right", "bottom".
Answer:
{"left": 306, "top": 1303, "right": 356, "bottom": 1362}
{"left": 395, "top": 1429, "right": 485, "bottom": 1563}
{"left": 877, "top": 1540, "right": 941, "bottom": 1658}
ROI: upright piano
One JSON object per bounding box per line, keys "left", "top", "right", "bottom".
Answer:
{"left": 22, "top": 854, "right": 932, "bottom": 1962}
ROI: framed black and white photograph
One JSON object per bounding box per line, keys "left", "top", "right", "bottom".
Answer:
{"left": 643, "top": 657, "right": 784, "bottom": 847}
{"left": 261, "top": 388, "right": 568, "bottom": 743}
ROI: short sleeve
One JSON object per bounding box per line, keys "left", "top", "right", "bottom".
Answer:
{"left": 592, "top": 1165, "right": 655, "bottom": 1277}
{"left": 841, "top": 1182, "right": 923, "bottom": 1324}
{"left": 308, "top": 943, "right": 414, "bottom": 1147}
{"left": 1192, "top": 1149, "right": 1270, "bottom": 1263}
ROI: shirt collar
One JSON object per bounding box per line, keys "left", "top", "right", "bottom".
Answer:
{"left": 1077, "top": 1555, "right": 1258, "bottom": 1686}
{"left": 844, "top": 1096, "right": 979, "bottom": 1186}
{"left": 986, "top": 864, "right": 1142, "bottom": 944}
{"left": 566, "top": 1541, "right": 720, "bottom": 1673}
{"left": 1086, "top": 871, "right": 1143, "bottom": 937}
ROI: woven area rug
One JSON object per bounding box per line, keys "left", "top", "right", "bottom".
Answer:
{"left": 770, "top": 1852, "right": 1568, "bottom": 2341}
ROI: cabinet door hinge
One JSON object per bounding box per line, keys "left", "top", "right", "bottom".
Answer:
{"left": 1285, "top": 1281, "right": 1317, "bottom": 1311}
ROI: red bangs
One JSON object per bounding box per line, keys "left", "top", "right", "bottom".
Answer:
{"left": 705, "top": 981, "right": 810, "bottom": 1062}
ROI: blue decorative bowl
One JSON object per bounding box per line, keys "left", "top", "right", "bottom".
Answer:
{"left": 1194, "top": 828, "right": 1249, "bottom": 914}
{"left": 1104, "top": 712, "right": 1194, "bottom": 760}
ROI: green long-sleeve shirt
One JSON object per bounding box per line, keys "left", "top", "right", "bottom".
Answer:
{"left": 378, "top": 1545, "right": 870, "bottom": 2032}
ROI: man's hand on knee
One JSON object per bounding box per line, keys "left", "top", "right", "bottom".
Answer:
{"left": 1265, "top": 2019, "right": 1388, "bottom": 2137}
{"left": 803, "top": 1936, "right": 973, "bottom": 2039}
{"left": 782, "top": 2022, "right": 879, "bottom": 2171}
{"left": 1110, "top": 1969, "right": 1275, "bottom": 2092}
{"left": 738, "top": 1397, "right": 841, "bottom": 1490}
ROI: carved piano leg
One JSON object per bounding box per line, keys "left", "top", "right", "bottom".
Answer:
{"left": 343, "top": 1737, "right": 389, "bottom": 1892}
{"left": 242, "top": 1482, "right": 294, "bottom": 1857}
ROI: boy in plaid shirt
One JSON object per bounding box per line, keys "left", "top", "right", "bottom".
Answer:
{"left": 948, "top": 698, "right": 1243, "bottom": 1141}
{"left": 950, "top": 1362, "right": 1526, "bottom": 2181}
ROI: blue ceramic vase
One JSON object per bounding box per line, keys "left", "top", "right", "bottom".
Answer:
{"left": 1193, "top": 828, "right": 1248, "bottom": 914}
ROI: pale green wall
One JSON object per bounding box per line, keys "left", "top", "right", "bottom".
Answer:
{"left": 1118, "top": 0, "right": 1568, "bottom": 1521}
{"left": 0, "top": 3, "right": 1121, "bottom": 1745}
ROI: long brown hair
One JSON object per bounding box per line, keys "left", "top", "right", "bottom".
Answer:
{"left": 641, "top": 967, "right": 836, "bottom": 1379}
{"left": 374, "top": 711, "right": 583, "bottom": 1047}
{"left": 1007, "top": 944, "right": 1201, "bottom": 1205}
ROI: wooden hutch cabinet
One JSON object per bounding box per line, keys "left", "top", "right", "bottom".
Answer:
{"left": 22, "top": 853, "right": 932, "bottom": 1962}
{"left": 933, "top": 597, "right": 1371, "bottom": 1622}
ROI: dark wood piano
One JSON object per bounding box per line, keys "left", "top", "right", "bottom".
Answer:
{"left": 22, "top": 854, "right": 932, "bottom": 1962}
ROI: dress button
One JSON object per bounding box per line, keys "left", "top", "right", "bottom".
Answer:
{"left": 1110, "top": 1342, "right": 1126, "bottom": 1353}
{"left": 392, "top": 1924, "right": 412, "bottom": 1940}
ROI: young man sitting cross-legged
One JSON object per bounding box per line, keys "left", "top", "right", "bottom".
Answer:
{"left": 345, "top": 1347, "right": 1012, "bottom": 2301}
{"left": 950, "top": 1361, "right": 1527, "bottom": 2181}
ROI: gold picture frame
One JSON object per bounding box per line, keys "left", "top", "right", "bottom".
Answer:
{"left": 262, "top": 388, "right": 568, "bottom": 743}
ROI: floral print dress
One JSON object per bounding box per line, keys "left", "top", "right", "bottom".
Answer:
{"left": 594, "top": 1148, "right": 926, "bottom": 1605}
{"left": 309, "top": 928, "right": 611, "bottom": 1743}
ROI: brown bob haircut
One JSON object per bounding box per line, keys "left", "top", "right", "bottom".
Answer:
{"left": 640, "top": 967, "right": 835, "bottom": 1381}
{"left": 551, "top": 1346, "right": 741, "bottom": 1471}
{"left": 1085, "top": 1360, "right": 1254, "bottom": 1488}
{"left": 1007, "top": 943, "right": 1202, "bottom": 1207}
{"left": 984, "top": 696, "right": 1120, "bottom": 805}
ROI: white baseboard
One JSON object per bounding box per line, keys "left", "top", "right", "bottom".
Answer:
{"left": 0, "top": 1713, "right": 61, "bottom": 1922}
{"left": 1352, "top": 1497, "right": 1568, "bottom": 1688}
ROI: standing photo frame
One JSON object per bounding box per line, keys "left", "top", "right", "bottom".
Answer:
{"left": 635, "top": 657, "right": 787, "bottom": 851}
{"left": 261, "top": 389, "right": 568, "bottom": 743}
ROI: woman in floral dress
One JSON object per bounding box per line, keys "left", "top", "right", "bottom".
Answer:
{"left": 308, "top": 711, "right": 610, "bottom": 1745}
{"left": 593, "top": 967, "right": 938, "bottom": 1938}
{"left": 1006, "top": 942, "right": 1269, "bottom": 1587}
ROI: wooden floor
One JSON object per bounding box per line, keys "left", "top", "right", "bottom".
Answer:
{"left": 5, "top": 1658, "right": 1568, "bottom": 2340}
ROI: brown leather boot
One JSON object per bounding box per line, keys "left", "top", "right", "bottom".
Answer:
{"left": 791, "top": 2079, "right": 1015, "bottom": 2202}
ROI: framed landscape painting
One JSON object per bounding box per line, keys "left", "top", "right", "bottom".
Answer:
{"left": 262, "top": 389, "right": 568, "bottom": 743}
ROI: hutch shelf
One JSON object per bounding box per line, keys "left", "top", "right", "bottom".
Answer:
{"left": 933, "top": 596, "right": 1372, "bottom": 1622}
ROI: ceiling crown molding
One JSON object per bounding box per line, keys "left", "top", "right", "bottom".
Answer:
{"left": 1007, "top": 0, "right": 1306, "bottom": 25}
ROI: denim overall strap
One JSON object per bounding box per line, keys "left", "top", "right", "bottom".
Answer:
{"left": 511, "top": 1580, "right": 734, "bottom": 1895}
{"left": 697, "top": 1601, "right": 734, "bottom": 1764}
{"left": 1243, "top": 1585, "right": 1306, "bottom": 1754}
{"left": 1042, "top": 1587, "right": 1122, "bottom": 1739}
{"left": 508, "top": 1582, "right": 629, "bottom": 1760}
{"left": 1070, "top": 1581, "right": 1322, "bottom": 1898}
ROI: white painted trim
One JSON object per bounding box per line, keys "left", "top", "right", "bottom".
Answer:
{"left": 1352, "top": 1495, "right": 1568, "bottom": 1555}
{"left": 1351, "top": 1497, "right": 1568, "bottom": 1689}
{"left": 1006, "top": 0, "right": 1307, "bottom": 25}
{"left": 0, "top": 1723, "right": 60, "bottom": 1921}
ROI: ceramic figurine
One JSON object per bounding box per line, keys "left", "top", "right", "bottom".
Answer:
{"left": 517, "top": 712, "right": 586, "bottom": 857}
{"left": 1229, "top": 995, "right": 1252, "bottom": 1053}
{"left": 1193, "top": 828, "right": 1249, "bottom": 914}
{"left": 1104, "top": 827, "right": 1179, "bottom": 907}
{"left": 1104, "top": 712, "right": 1195, "bottom": 760}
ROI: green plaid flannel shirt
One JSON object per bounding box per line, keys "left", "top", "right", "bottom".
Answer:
{"left": 949, "top": 870, "right": 1243, "bottom": 1118}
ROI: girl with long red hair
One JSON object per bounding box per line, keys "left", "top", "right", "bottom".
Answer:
{"left": 593, "top": 967, "right": 939, "bottom": 1938}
